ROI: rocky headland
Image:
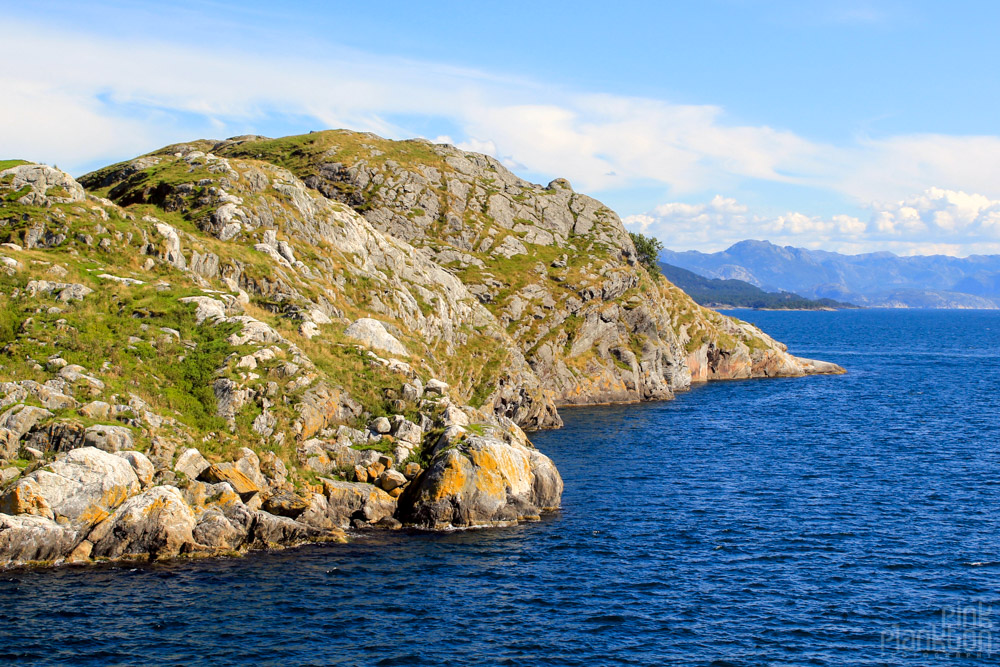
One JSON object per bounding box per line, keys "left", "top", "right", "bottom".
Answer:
{"left": 0, "top": 135, "right": 841, "bottom": 568}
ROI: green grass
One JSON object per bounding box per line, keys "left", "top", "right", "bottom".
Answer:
{"left": 468, "top": 355, "right": 502, "bottom": 409}
{"left": 213, "top": 130, "right": 448, "bottom": 182}
{"left": 0, "top": 159, "right": 31, "bottom": 171}
{"left": 350, "top": 437, "right": 394, "bottom": 455}
{"left": 4, "top": 185, "right": 31, "bottom": 202}
{"left": 11, "top": 458, "right": 32, "bottom": 471}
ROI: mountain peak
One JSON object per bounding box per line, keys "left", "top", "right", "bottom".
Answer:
{"left": 661, "top": 239, "right": 1000, "bottom": 307}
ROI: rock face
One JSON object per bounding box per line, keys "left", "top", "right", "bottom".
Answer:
{"left": 213, "top": 131, "right": 842, "bottom": 412}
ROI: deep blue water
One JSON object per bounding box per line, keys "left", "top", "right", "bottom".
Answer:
{"left": 5, "top": 309, "right": 1000, "bottom": 665}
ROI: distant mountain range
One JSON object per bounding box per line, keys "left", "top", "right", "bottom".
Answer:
{"left": 660, "top": 240, "right": 1000, "bottom": 309}
{"left": 659, "top": 262, "right": 856, "bottom": 310}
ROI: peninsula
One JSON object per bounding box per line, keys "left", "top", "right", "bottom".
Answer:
{"left": 0, "top": 132, "right": 843, "bottom": 567}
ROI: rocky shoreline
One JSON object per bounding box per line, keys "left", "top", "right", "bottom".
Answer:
{"left": 1, "top": 379, "right": 562, "bottom": 568}
{"left": 0, "top": 131, "right": 841, "bottom": 569}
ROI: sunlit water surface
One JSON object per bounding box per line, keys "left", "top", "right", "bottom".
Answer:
{"left": 4, "top": 310, "right": 1000, "bottom": 665}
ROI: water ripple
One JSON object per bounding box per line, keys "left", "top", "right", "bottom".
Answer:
{"left": 3, "top": 310, "right": 1000, "bottom": 664}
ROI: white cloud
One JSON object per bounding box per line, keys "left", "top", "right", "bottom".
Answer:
{"left": 836, "top": 135, "right": 1000, "bottom": 203}
{"left": 626, "top": 188, "right": 1000, "bottom": 256}
{"left": 870, "top": 188, "right": 1000, "bottom": 240}
{"left": 0, "top": 76, "right": 162, "bottom": 169}
{"left": 5, "top": 18, "right": 1000, "bottom": 256}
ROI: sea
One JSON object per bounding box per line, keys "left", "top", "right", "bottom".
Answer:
{"left": 4, "top": 309, "right": 1000, "bottom": 665}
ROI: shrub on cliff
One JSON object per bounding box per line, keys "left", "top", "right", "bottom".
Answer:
{"left": 629, "top": 232, "right": 664, "bottom": 277}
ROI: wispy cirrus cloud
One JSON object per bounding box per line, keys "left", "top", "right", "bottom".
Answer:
{"left": 4, "top": 16, "right": 1000, "bottom": 255}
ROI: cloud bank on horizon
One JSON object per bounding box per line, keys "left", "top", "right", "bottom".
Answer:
{"left": 3, "top": 2, "right": 1000, "bottom": 257}
{"left": 625, "top": 189, "right": 1000, "bottom": 258}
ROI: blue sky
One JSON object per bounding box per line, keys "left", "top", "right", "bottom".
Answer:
{"left": 4, "top": 0, "right": 1000, "bottom": 255}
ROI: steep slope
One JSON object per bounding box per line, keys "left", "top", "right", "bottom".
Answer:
{"left": 78, "top": 147, "right": 559, "bottom": 429}
{"left": 0, "top": 156, "right": 563, "bottom": 567}
{"left": 213, "top": 130, "right": 841, "bottom": 405}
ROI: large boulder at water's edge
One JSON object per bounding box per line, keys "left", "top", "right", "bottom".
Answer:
{"left": 88, "top": 486, "right": 197, "bottom": 560}
{"left": 399, "top": 435, "right": 563, "bottom": 529}
{"left": 0, "top": 446, "right": 139, "bottom": 525}
{"left": 0, "top": 514, "right": 79, "bottom": 566}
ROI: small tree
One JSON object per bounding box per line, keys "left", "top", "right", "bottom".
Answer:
{"left": 629, "top": 231, "right": 664, "bottom": 277}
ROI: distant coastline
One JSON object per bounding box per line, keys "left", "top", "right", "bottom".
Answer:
{"left": 659, "top": 261, "right": 857, "bottom": 311}
{"left": 661, "top": 240, "right": 1000, "bottom": 310}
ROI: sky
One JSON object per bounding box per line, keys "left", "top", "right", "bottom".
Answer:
{"left": 4, "top": 0, "right": 1000, "bottom": 256}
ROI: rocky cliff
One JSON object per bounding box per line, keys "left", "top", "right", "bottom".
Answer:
{"left": 213, "top": 131, "right": 841, "bottom": 405}
{"left": 0, "top": 133, "right": 840, "bottom": 568}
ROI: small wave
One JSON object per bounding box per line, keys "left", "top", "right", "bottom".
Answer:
{"left": 586, "top": 614, "right": 627, "bottom": 624}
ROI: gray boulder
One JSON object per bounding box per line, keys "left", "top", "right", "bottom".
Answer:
{"left": 344, "top": 318, "right": 409, "bottom": 357}
{"left": 25, "top": 280, "right": 93, "bottom": 302}
{"left": 258, "top": 451, "right": 288, "bottom": 488}
{"left": 370, "top": 416, "right": 391, "bottom": 434}
{"left": 0, "top": 447, "right": 139, "bottom": 525}
{"left": 0, "top": 514, "right": 79, "bottom": 566}
{"left": 425, "top": 378, "right": 449, "bottom": 395}
{"left": 0, "top": 404, "right": 52, "bottom": 460}
{"left": 114, "top": 450, "right": 155, "bottom": 487}
{"left": 249, "top": 511, "right": 321, "bottom": 546}
{"left": 174, "top": 448, "right": 211, "bottom": 480}
{"left": 79, "top": 401, "right": 112, "bottom": 420}
{"left": 89, "top": 486, "right": 197, "bottom": 560}
{"left": 0, "top": 405, "right": 52, "bottom": 440}
{"left": 0, "top": 381, "right": 77, "bottom": 410}
{"left": 294, "top": 493, "right": 339, "bottom": 532}
{"left": 193, "top": 508, "right": 247, "bottom": 551}
{"left": 391, "top": 416, "right": 422, "bottom": 444}
{"left": 83, "top": 424, "right": 134, "bottom": 452}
